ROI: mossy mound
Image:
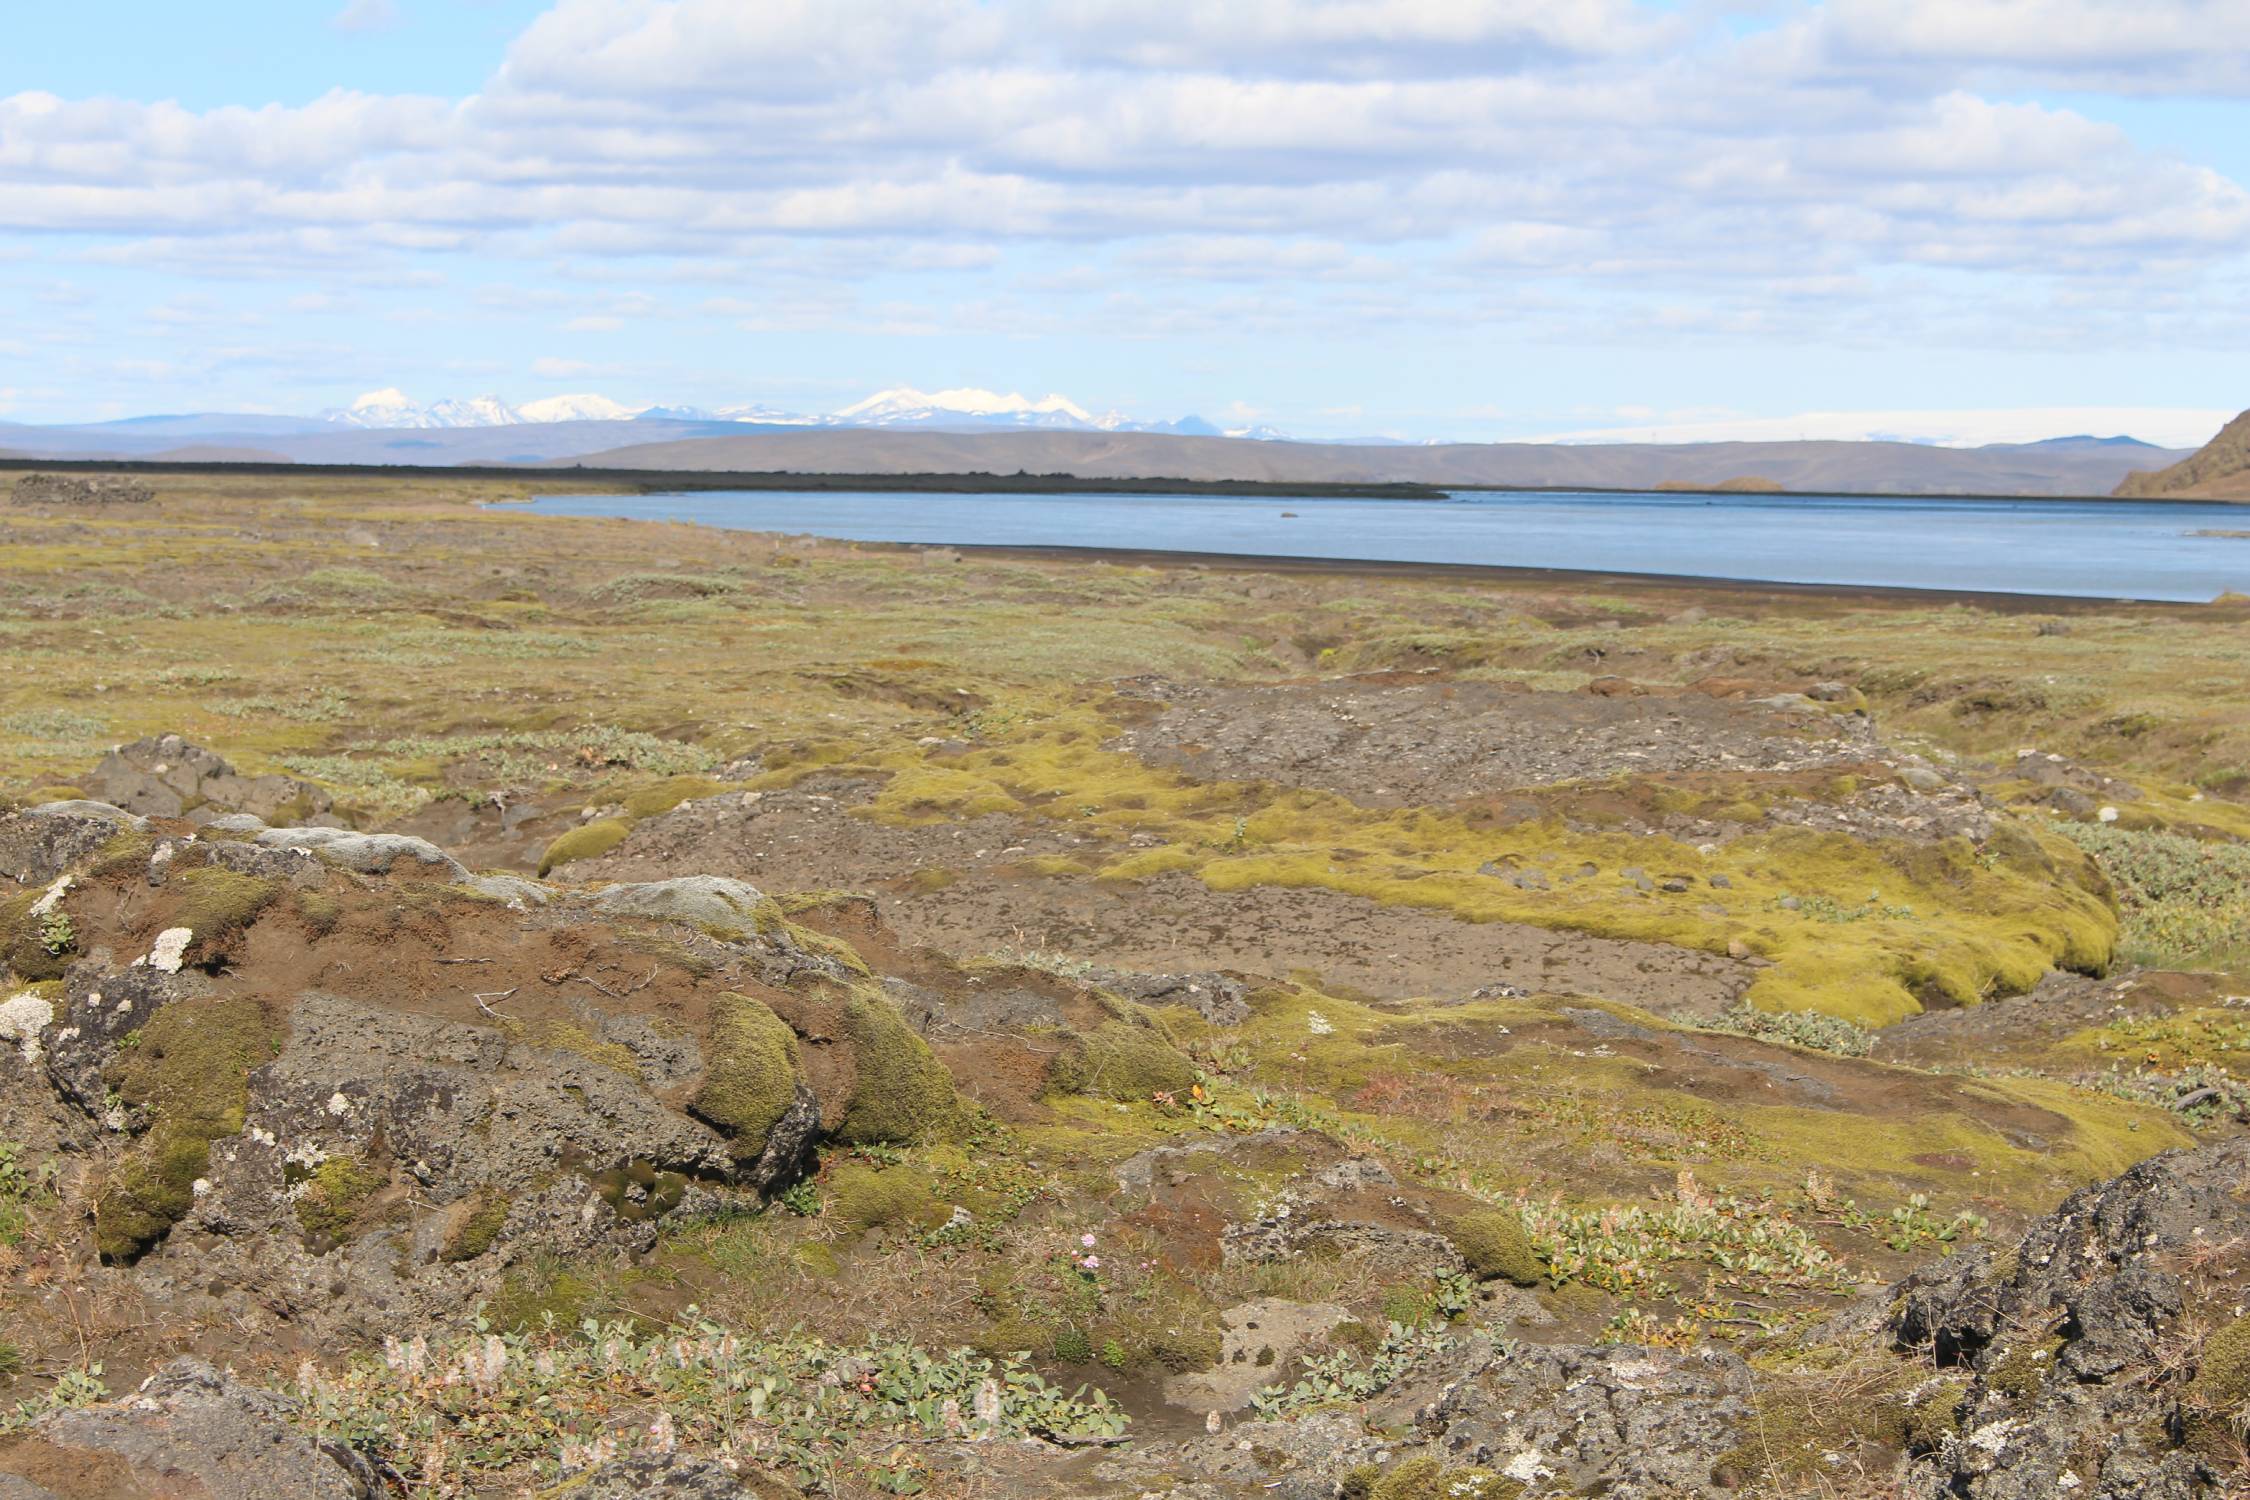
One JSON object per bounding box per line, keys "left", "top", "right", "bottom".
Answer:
{"left": 694, "top": 990, "right": 802, "bottom": 1156}
{"left": 1047, "top": 1020, "right": 1197, "bottom": 1102}
{"left": 621, "top": 775, "right": 724, "bottom": 819}
{"left": 0, "top": 888, "right": 73, "bottom": 982}
{"left": 1448, "top": 1209, "right": 1542, "bottom": 1285}
{"left": 539, "top": 818, "right": 630, "bottom": 877}
{"left": 96, "top": 995, "right": 279, "bottom": 1261}
{"left": 836, "top": 993, "right": 969, "bottom": 1146}
{"left": 2184, "top": 1312, "right": 2250, "bottom": 1458}
{"left": 172, "top": 866, "right": 282, "bottom": 955}
{"left": 827, "top": 1161, "right": 938, "bottom": 1235}
{"left": 294, "top": 1154, "right": 384, "bottom": 1243}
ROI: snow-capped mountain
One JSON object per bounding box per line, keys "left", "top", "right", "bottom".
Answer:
{"left": 313, "top": 385, "right": 1289, "bottom": 439}
{"left": 516, "top": 393, "right": 641, "bottom": 424}
{"left": 834, "top": 387, "right": 1098, "bottom": 429}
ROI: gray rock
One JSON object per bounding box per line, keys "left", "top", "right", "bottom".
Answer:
{"left": 591, "top": 875, "right": 769, "bottom": 934}
{"left": 1891, "top": 1138, "right": 2250, "bottom": 1498}
{"left": 1899, "top": 765, "right": 1948, "bottom": 792}
{"left": 23, "top": 1358, "right": 375, "bottom": 1499}
{"left": 0, "top": 801, "right": 143, "bottom": 887}
{"left": 253, "top": 825, "right": 466, "bottom": 878}
{"left": 1165, "top": 1298, "right": 1352, "bottom": 1413}
{"left": 563, "top": 1454, "right": 762, "bottom": 1496}
{"left": 81, "top": 735, "right": 335, "bottom": 825}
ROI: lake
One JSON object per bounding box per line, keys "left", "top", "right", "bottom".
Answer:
{"left": 517, "top": 489, "right": 2250, "bottom": 602}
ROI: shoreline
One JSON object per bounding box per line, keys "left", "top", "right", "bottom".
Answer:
{"left": 932, "top": 540, "right": 2239, "bottom": 611}
{"left": 5, "top": 454, "right": 2246, "bottom": 505}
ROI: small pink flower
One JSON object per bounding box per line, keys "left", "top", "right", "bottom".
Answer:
{"left": 1081, "top": 1255, "right": 1100, "bottom": 1270}
{"left": 1080, "top": 1233, "right": 1097, "bottom": 1249}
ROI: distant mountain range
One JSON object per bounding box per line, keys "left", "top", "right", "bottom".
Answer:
{"left": 0, "top": 391, "right": 2206, "bottom": 497}
{"left": 312, "top": 385, "right": 1280, "bottom": 439}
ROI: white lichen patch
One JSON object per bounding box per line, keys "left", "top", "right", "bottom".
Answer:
{"left": 29, "top": 874, "right": 72, "bottom": 918}
{"left": 139, "top": 927, "right": 194, "bottom": 973}
{"left": 0, "top": 989, "right": 57, "bottom": 1064}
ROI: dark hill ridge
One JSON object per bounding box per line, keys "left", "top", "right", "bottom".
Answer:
{"left": 2117, "top": 407, "right": 2250, "bottom": 500}
{"left": 0, "top": 415, "right": 2201, "bottom": 495}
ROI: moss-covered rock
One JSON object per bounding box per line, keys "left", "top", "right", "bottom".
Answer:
{"left": 693, "top": 991, "right": 801, "bottom": 1156}
{"left": 1449, "top": 1208, "right": 1542, "bottom": 1286}
{"left": 2183, "top": 1312, "right": 2250, "bottom": 1458}
{"left": 0, "top": 888, "right": 73, "bottom": 983}
{"left": 1047, "top": 1020, "right": 1197, "bottom": 1102}
{"left": 172, "top": 866, "right": 282, "bottom": 955}
{"left": 538, "top": 818, "right": 630, "bottom": 877}
{"left": 294, "top": 1154, "right": 384, "bottom": 1244}
{"left": 837, "top": 992, "right": 967, "bottom": 1145}
{"left": 1340, "top": 1457, "right": 1519, "bottom": 1500}
{"left": 440, "top": 1192, "right": 511, "bottom": 1262}
{"left": 96, "top": 995, "right": 278, "bottom": 1261}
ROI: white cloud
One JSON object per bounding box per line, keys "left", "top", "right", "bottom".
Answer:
{"left": 333, "top": 0, "right": 401, "bottom": 34}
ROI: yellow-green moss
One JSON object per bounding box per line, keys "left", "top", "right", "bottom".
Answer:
{"left": 441, "top": 1192, "right": 511, "bottom": 1262}
{"left": 538, "top": 819, "right": 629, "bottom": 877}
{"left": 1339, "top": 1457, "right": 1519, "bottom": 1500}
{"left": 620, "top": 775, "right": 724, "bottom": 820}
{"left": 837, "top": 993, "right": 968, "bottom": 1145}
{"left": 1047, "top": 1021, "right": 1197, "bottom": 1102}
{"left": 2184, "top": 1312, "right": 2250, "bottom": 1459}
{"left": 1449, "top": 1209, "right": 1543, "bottom": 1285}
{"left": 96, "top": 995, "right": 278, "bottom": 1261}
{"left": 172, "top": 866, "right": 282, "bottom": 953}
{"left": 294, "top": 1154, "right": 384, "bottom": 1243}
{"left": 502, "top": 1017, "right": 642, "bottom": 1080}
{"left": 693, "top": 991, "right": 801, "bottom": 1156}
{"left": 828, "top": 1161, "right": 938, "bottom": 1235}
{"left": 0, "top": 889, "right": 72, "bottom": 982}
{"left": 293, "top": 886, "right": 341, "bottom": 938}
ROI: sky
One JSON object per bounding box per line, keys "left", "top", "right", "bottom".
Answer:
{"left": 3, "top": 0, "right": 2248, "bottom": 446}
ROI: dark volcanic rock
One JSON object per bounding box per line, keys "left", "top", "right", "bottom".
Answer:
{"left": 80, "top": 734, "right": 336, "bottom": 826}
{"left": 4, "top": 1359, "right": 376, "bottom": 1499}
{"left": 1891, "top": 1138, "right": 2250, "bottom": 1498}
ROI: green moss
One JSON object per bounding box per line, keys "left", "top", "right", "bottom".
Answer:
{"left": 294, "top": 1154, "right": 384, "bottom": 1244}
{"left": 502, "top": 1017, "right": 642, "bottom": 1080}
{"left": 1986, "top": 1334, "right": 2065, "bottom": 1398}
{"left": 538, "top": 819, "right": 630, "bottom": 877}
{"left": 1047, "top": 1021, "right": 1197, "bottom": 1102}
{"left": 0, "top": 889, "right": 72, "bottom": 982}
{"left": 837, "top": 993, "right": 968, "bottom": 1146}
{"left": 1342, "top": 1457, "right": 1518, "bottom": 1500}
{"left": 620, "top": 775, "right": 724, "bottom": 819}
{"left": 488, "top": 1258, "right": 596, "bottom": 1331}
{"left": 2195, "top": 1314, "right": 2250, "bottom": 1408}
{"left": 96, "top": 995, "right": 278, "bottom": 1261}
{"left": 828, "top": 1161, "right": 938, "bottom": 1235}
{"left": 693, "top": 991, "right": 801, "bottom": 1157}
{"left": 172, "top": 867, "right": 282, "bottom": 954}
{"left": 441, "top": 1193, "right": 511, "bottom": 1262}
{"left": 1449, "top": 1209, "right": 1543, "bottom": 1286}
{"left": 293, "top": 886, "right": 342, "bottom": 938}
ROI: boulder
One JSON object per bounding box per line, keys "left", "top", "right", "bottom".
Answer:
{"left": 4, "top": 1359, "right": 375, "bottom": 1499}
{"left": 80, "top": 736, "right": 335, "bottom": 826}
{"left": 1891, "top": 1138, "right": 2250, "bottom": 1498}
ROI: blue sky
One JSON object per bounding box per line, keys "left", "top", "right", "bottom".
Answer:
{"left": 3, "top": 0, "right": 2247, "bottom": 445}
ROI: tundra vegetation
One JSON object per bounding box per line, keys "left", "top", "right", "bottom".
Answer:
{"left": 0, "top": 471, "right": 2247, "bottom": 1497}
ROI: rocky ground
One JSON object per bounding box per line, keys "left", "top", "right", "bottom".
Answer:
{"left": 2, "top": 472, "right": 2249, "bottom": 1497}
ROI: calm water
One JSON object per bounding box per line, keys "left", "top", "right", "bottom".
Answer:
{"left": 519, "top": 489, "right": 2250, "bottom": 602}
